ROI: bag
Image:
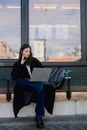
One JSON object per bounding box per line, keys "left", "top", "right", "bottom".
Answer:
{"left": 48, "top": 67, "right": 65, "bottom": 89}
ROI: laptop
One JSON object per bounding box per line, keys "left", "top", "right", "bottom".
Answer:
{"left": 29, "top": 67, "right": 52, "bottom": 82}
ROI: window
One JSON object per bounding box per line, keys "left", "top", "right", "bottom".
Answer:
{"left": 0, "top": 0, "right": 20, "bottom": 59}
{"left": 29, "top": 0, "right": 81, "bottom": 62}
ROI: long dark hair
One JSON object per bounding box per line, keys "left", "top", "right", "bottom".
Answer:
{"left": 19, "top": 44, "right": 32, "bottom": 65}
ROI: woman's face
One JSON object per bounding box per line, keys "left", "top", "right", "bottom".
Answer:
{"left": 21, "top": 47, "right": 31, "bottom": 59}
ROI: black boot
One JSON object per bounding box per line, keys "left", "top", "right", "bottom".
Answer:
{"left": 35, "top": 116, "right": 44, "bottom": 129}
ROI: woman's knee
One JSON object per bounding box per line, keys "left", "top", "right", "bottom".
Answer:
{"left": 17, "top": 78, "right": 25, "bottom": 86}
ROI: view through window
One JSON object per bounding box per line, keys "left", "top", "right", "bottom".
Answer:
{"left": 0, "top": 0, "right": 20, "bottom": 59}
{"left": 29, "top": 0, "right": 81, "bottom": 62}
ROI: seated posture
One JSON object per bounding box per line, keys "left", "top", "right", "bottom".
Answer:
{"left": 11, "top": 44, "right": 55, "bottom": 129}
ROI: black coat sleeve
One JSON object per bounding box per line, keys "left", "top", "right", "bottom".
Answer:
{"left": 30, "top": 57, "right": 43, "bottom": 72}
{"left": 11, "top": 61, "right": 30, "bottom": 79}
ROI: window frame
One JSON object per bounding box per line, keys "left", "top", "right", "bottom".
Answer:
{"left": 0, "top": 0, "right": 87, "bottom": 67}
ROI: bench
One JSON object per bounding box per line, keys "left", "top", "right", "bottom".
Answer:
{"left": 0, "top": 67, "right": 72, "bottom": 101}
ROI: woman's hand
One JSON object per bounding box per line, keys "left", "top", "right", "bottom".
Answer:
{"left": 21, "top": 56, "right": 27, "bottom": 64}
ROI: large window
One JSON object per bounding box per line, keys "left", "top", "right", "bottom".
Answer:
{"left": 0, "top": 0, "right": 20, "bottom": 59}
{"left": 29, "top": 0, "right": 81, "bottom": 62}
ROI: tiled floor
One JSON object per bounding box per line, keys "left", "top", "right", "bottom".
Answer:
{"left": 0, "top": 93, "right": 87, "bottom": 130}
{"left": 0, "top": 115, "right": 87, "bottom": 130}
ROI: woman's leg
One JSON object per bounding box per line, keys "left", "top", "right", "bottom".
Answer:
{"left": 17, "top": 78, "right": 43, "bottom": 92}
{"left": 35, "top": 87, "right": 45, "bottom": 116}
{"left": 17, "top": 78, "right": 45, "bottom": 116}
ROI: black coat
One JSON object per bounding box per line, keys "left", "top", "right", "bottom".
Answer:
{"left": 11, "top": 57, "right": 55, "bottom": 117}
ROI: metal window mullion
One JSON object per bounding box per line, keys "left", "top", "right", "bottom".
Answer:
{"left": 85, "top": 0, "right": 87, "bottom": 61}
{"left": 21, "top": 0, "right": 29, "bottom": 45}
{"left": 80, "top": 0, "right": 87, "bottom": 61}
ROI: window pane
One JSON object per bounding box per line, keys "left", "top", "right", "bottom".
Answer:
{"left": 29, "top": 0, "right": 81, "bottom": 62}
{"left": 0, "top": 0, "right": 20, "bottom": 59}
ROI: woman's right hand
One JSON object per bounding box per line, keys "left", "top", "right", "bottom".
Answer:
{"left": 21, "top": 56, "right": 27, "bottom": 64}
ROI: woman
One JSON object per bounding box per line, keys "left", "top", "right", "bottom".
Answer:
{"left": 11, "top": 44, "right": 55, "bottom": 129}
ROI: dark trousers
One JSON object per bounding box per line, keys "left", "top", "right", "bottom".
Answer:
{"left": 17, "top": 78, "right": 45, "bottom": 116}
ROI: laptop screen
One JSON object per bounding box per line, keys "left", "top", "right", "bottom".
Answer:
{"left": 30, "top": 68, "right": 52, "bottom": 82}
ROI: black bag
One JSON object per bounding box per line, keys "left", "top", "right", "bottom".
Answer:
{"left": 48, "top": 67, "right": 65, "bottom": 89}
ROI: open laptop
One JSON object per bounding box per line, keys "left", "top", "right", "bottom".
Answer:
{"left": 29, "top": 67, "right": 52, "bottom": 82}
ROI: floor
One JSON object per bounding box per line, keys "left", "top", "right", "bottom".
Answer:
{"left": 0, "top": 93, "right": 87, "bottom": 130}
{"left": 0, "top": 115, "right": 87, "bottom": 130}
